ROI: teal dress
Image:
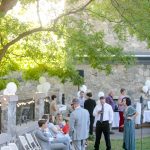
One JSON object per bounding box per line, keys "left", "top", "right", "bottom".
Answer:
{"left": 123, "top": 106, "right": 136, "bottom": 150}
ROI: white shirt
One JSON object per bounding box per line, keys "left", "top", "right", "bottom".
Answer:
{"left": 78, "top": 97, "right": 85, "bottom": 108}
{"left": 93, "top": 103, "right": 113, "bottom": 124}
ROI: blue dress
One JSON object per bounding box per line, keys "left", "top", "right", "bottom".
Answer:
{"left": 123, "top": 106, "right": 136, "bottom": 150}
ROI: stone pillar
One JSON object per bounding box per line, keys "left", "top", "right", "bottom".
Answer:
{"left": 58, "top": 89, "right": 62, "bottom": 104}
{"left": 1, "top": 95, "right": 18, "bottom": 137}
{"left": 34, "top": 92, "right": 46, "bottom": 120}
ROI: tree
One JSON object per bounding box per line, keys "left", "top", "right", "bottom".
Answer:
{"left": 3, "top": 0, "right": 148, "bottom": 89}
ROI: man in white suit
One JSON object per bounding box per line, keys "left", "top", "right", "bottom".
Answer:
{"left": 69, "top": 98, "right": 90, "bottom": 150}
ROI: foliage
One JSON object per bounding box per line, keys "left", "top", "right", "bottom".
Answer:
{"left": 88, "top": 0, "right": 150, "bottom": 46}
{"left": 2, "top": 0, "right": 148, "bottom": 87}
{"left": 0, "top": 78, "right": 19, "bottom": 90}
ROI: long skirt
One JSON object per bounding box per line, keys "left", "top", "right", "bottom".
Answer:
{"left": 123, "top": 120, "right": 135, "bottom": 150}
{"left": 119, "top": 111, "right": 124, "bottom": 132}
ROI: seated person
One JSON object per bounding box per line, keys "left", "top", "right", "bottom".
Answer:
{"left": 35, "top": 119, "right": 67, "bottom": 150}
{"left": 55, "top": 113, "right": 64, "bottom": 129}
{"left": 62, "top": 118, "right": 70, "bottom": 134}
{"left": 42, "top": 114, "right": 71, "bottom": 150}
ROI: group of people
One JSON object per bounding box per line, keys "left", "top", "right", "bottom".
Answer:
{"left": 76, "top": 88, "right": 138, "bottom": 150}
{"left": 35, "top": 89, "right": 138, "bottom": 150}
{"left": 35, "top": 95, "right": 71, "bottom": 150}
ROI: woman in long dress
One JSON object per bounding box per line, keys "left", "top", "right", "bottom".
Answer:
{"left": 122, "top": 97, "right": 138, "bottom": 150}
{"left": 118, "top": 88, "right": 126, "bottom": 132}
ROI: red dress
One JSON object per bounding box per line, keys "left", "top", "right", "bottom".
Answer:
{"left": 118, "top": 95, "right": 125, "bottom": 132}
{"left": 62, "top": 123, "right": 70, "bottom": 134}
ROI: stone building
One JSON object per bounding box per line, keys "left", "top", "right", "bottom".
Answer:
{"left": 1, "top": 52, "right": 149, "bottom": 105}
{"left": 64, "top": 55, "right": 150, "bottom": 103}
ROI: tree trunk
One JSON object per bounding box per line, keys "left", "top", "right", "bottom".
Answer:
{"left": 0, "top": 0, "right": 18, "bottom": 16}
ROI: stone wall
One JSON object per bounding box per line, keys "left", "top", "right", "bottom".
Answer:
{"left": 64, "top": 64, "right": 150, "bottom": 103}
{"left": 0, "top": 64, "right": 150, "bottom": 104}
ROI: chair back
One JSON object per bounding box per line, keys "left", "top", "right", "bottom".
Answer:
{"left": 32, "top": 134, "right": 41, "bottom": 149}
{"left": 25, "top": 134, "right": 41, "bottom": 150}
{"left": 8, "top": 143, "right": 19, "bottom": 150}
{"left": 18, "top": 136, "right": 32, "bottom": 150}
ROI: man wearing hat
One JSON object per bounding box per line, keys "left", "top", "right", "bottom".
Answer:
{"left": 93, "top": 96, "right": 113, "bottom": 150}
{"left": 69, "top": 98, "right": 90, "bottom": 150}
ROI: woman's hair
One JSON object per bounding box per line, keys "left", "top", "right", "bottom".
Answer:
{"left": 86, "top": 92, "right": 92, "bottom": 97}
{"left": 38, "top": 119, "right": 47, "bottom": 127}
{"left": 51, "top": 95, "right": 57, "bottom": 100}
{"left": 49, "top": 115, "right": 53, "bottom": 123}
{"left": 120, "top": 88, "right": 125, "bottom": 94}
{"left": 123, "top": 97, "right": 131, "bottom": 106}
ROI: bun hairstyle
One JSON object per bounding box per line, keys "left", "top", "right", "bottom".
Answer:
{"left": 86, "top": 92, "right": 92, "bottom": 97}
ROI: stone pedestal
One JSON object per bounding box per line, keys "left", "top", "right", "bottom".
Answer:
{"left": 34, "top": 92, "right": 46, "bottom": 120}
{"left": 1, "top": 95, "right": 18, "bottom": 137}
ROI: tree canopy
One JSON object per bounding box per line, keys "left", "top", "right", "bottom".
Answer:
{"left": 1, "top": 0, "right": 149, "bottom": 89}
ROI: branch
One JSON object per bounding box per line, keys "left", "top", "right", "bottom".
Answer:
{"left": 0, "top": 0, "right": 94, "bottom": 61}
{"left": 11, "top": 52, "right": 26, "bottom": 58}
{"left": 86, "top": 8, "right": 123, "bottom": 23}
{"left": 0, "top": 27, "right": 54, "bottom": 61}
{"left": 111, "top": 0, "right": 149, "bottom": 39}
{"left": 0, "top": 33, "right": 4, "bottom": 47}
{"left": 53, "top": 0, "right": 94, "bottom": 25}
{"left": 36, "top": 0, "right": 42, "bottom": 27}
{"left": 0, "top": 0, "right": 18, "bottom": 17}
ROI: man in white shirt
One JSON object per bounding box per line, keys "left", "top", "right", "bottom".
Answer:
{"left": 93, "top": 96, "right": 113, "bottom": 150}
{"left": 78, "top": 91, "right": 85, "bottom": 108}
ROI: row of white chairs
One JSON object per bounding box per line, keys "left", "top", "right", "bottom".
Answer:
{"left": 19, "top": 133, "right": 41, "bottom": 150}
{"left": 1, "top": 133, "right": 41, "bottom": 150}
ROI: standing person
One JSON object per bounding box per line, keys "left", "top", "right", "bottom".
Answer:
{"left": 118, "top": 88, "right": 126, "bottom": 132}
{"left": 78, "top": 91, "right": 85, "bottom": 108}
{"left": 84, "top": 91, "right": 96, "bottom": 136}
{"left": 50, "top": 95, "right": 58, "bottom": 122}
{"left": 69, "top": 98, "right": 90, "bottom": 150}
{"left": 106, "top": 90, "right": 115, "bottom": 134}
{"left": 122, "top": 97, "right": 138, "bottom": 150}
{"left": 93, "top": 96, "right": 113, "bottom": 150}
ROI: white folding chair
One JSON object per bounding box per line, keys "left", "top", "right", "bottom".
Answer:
{"left": 1, "top": 146, "right": 11, "bottom": 150}
{"left": 32, "top": 134, "right": 41, "bottom": 149}
{"left": 25, "top": 134, "right": 41, "bottom": 150}
{"left": 8, "top": 143, "right": 19, "bottom": 150}
{"left": 18, "top": 136, "right": 32, "bottom": 150}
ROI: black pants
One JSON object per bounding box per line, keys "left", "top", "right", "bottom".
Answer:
{"left": 89, "top": 115, "right": 95, "bottom": 135}
{"left": 94, "top": 121, "right": 111, "bottom": 150}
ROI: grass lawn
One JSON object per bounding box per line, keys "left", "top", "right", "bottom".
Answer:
{"left": 87, "top": 137, "right": 150, "bottom": 150}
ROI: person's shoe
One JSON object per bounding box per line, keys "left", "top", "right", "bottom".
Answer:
{"left": 109, "top": 131, "right": 115, "bottom": 134}
{"left": 85, "top": 142, "right": 87, "bottom": 148}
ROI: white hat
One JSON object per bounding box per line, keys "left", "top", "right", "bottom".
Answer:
{"left": 98, "top": 91, "right": 105, "bottom": 98}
